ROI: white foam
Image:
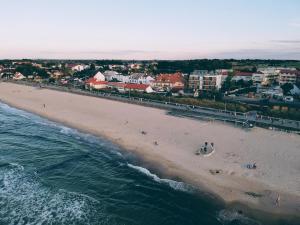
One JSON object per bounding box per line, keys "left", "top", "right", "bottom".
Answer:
{"left": 0, "top": 163, "right": 99, "bottom": 225}
{"left": 217, "top": 209, "right": 261, "bottom": 225}
{"left": 0, "top": 102, "right": 123, "bottom": 156}
{"left": 0, "top": 102, "right": 33, "bottom": 119}
{"left": 127, "top": 163, "right": 193, "bottom": 193}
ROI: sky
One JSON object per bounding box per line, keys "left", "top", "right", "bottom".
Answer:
{"left": 0, "top": 0, "right": 300, "bottom": 60}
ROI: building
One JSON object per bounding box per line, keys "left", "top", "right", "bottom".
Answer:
{"left": 50, "top": 70, "right": 64, "bottom": 79}
{"left": 256, "top": 67, "right": 280, "bottom": 85}
{"left": 108, "top": 64, "right": 126, "bottom": 70}
{"left": 188, "top": 70, "right": 208, "bottom": 90}
{"left": 279, "top": 70, "right": 299, "bottom": 85}
{"left": 103, "top": 71, "right": 129, "bottom": 83}
{"left": 13, "top": 72, "right": 26, "bottom": 80}
{"left": 129, "top": 63, "right": 143, "bottom": 70}
{"left": 188, "top": 70, "right": 222, "bottom": 91}
{"left": 93, "top": 72, "right": 105, "bottom": 81}
{"left": 232, "top": 72, "right": 253, "bottom": 82}
{"left": 107, "top": 82, "right": 154, "bottom": 93}
{"left": 152, "top": 72, "right": 184, "bottom": 91}
{"left": 124, "top": 83, "right": 154, "bottom": 93}
{"left": 128, "top": 73, "right": 155, "bottom": 84}
{"left": 202, "top": 74, "right": 222, "bottom": 91}
{"left": 85, "top": 80, "right": 108, "bottom": 90}
{"left": 67, "top": 64, "right": 88, "bottom": 72}
{"left": 85, "top": 72, "right": 107, "bottom": 90}
{"left": 107, "top": 82, "right": 126, "bottom": 92}
{"left": 252, "top": 71, "right": 265, "bottom": 85}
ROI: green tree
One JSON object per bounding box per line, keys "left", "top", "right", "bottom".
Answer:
{"left": 281, "top": 83, "right": 294, "bottom": 95}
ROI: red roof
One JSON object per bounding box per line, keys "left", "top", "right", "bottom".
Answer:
{"left": 280, "top": 69, "right": 300, "bottom": 75}
{"left": 234, "top": 71, "right": 253, "bottom": 76}
{"left": 86, "top": 78, "right": 108, "bottom": 85}
{"left": 154, "top": 72, "right": 183, "bottom": 84}
{"left": 221, "top": 71, "right": 228, "bottom": 75}
{"left": 108, "top": 82, "right": 126, "bottom": 88}
{"left": 124, "top": 83, "right": 150, "bottom": 90}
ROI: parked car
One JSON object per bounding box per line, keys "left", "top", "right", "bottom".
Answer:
{"left": 283, "top": 96, "right": 294, "bottom": 102}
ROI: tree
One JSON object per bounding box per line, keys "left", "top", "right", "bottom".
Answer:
{"left": 90, "top": 63, "right": 96, "bottom": 70}
{"left": 281, "top": 83, "right": 294, "bottom": 95}
{"left": 221, "top": 75, "right": 233, "bottom": 92}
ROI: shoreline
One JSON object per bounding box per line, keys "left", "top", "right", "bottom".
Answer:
{"left": 0, "top": 82, "right": 299, "bottom": 222}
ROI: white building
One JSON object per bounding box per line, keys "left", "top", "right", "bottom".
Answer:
{"left": 252, "top": 71, "right": 265, "bottom": 85}
{"left": 108, "top": 65, "right": 126, "bottom": 70}
{"left": 93, "top": 71, "right": 105, "bottom": 81}
{"left": 103, "top": 71, "right": 129, "bottom": 83}
{"left": 128, "top": 73, "right": 155, "bottom": 84}
{"left": 188, "top": 70, "right": 222, "bottom": 91}
{"left": 201, "top": 74, "right": 223, "bottom": 91}
{"left": 279, "top": 70, "right": 299, "bottom": 85}
{"left": 232, "top": 72, "right": 253, "bottom": 82}
{"left": 13, "top": 72, "right": 26, "bottom": 80}
{"left": 69, "top": 64, "right": 88, "bottom": 72}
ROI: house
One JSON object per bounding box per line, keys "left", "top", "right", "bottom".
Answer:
{"left": 232, "top": 72, "right": 253, "bottom": 82}
{"left": 107, "top": 82, "right": 126, "bottom": 92}
{"left": 67, "top": 64, "right": 88, "bottom": 72}
{"left": 13, "top": 72, "right": 26, "bottom": 80}
{"left": 152, "top": 72, "right": 184, "bottom": 91}
{"left": 124, "top": 83, "right": 154, "bottom": 93}
{"left": 108, "top": 64, "right": 126, "bottom": 70}
{"left": 103, "top": 71, "right": 129, "bottom": 83}
{"left": 261, "top": 86, "right": 283, "bottom": 99}
{"left": 128, "top": 73, "right": 155, "bottom": 84}
{"left": 51, "top": 70, "right": 64, "bottom": 79}
{"left": 93, "top": 72, "right": 105, "bottom": 81}
{"left": 129, "top": 63, "right": 143, "bottom": 70}
{"left": 107, "top": 82, "right": 154, "bottom": 93}
{"left": 85, "top": 78, "right": 108, "bottom": 90}
{"left": 279, "top": 70, "right": 299, "bottom": 85}
{"left": 85, "top": 72, "right": 107, "bottom": 90}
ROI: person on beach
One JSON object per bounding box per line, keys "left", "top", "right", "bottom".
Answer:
{"left": 276, "top": 194, "right": 280, "bottom": 207}
{"left": 43, "top": 103, "right": 46, "bottom": 108}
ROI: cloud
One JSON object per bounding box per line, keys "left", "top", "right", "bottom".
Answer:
{"left": 270, "top": 40, "right": 300, "bottom": 44}
{"left": 288, "top": 22, "right": 300, "bottom": 28}
{"left": 212, "top": 48, "right": 300, "bottom": 60}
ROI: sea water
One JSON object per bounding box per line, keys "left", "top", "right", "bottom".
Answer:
{"left": 0, "top": 102, "right": 296, "bottom": 225}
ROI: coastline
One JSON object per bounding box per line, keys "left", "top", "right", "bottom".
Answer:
{"left": 0, "top": 82, "right": 299, "bottom": 222}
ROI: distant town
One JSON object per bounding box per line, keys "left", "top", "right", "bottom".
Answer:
{"left": 1, "top": 59, "right": 300, "bottom": 120}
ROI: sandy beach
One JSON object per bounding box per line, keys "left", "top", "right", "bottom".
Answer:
{"left": 0, "top": 82, "right": 299, "bottom": 218}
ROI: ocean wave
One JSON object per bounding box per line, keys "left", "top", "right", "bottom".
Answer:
{"left": 0, "top": 162, "right": 99, "bottom": 225}
{"left": 217, "top": 209, "right": 261, "bottom": 225}
{"left": 0, "top": 102, "right": 33, "bottom": 120}
{"left": 0, "top": 102, "right": 124, "bottom": 158}
{"left": 127, "top": 163, "right": 193, "bottom": 193}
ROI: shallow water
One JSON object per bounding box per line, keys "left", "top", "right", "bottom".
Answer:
{"left": 0, "top": 102, "right": 296, "bottom": 225}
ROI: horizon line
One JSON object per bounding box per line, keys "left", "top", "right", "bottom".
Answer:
{"left": 1, "top": 57, "right": 300, "bottom": 61}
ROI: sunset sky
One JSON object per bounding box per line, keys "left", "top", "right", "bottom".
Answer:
{"left": 1, "top": 0, "right": 300, "bottom": 59}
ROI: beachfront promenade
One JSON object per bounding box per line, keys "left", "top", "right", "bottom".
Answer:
{"left": 3, "top": 80, "right": 300, "bottom": 133}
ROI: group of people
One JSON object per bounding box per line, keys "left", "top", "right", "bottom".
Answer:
{"left": 203, "top": 142, "right": 214, "bottom": 153}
